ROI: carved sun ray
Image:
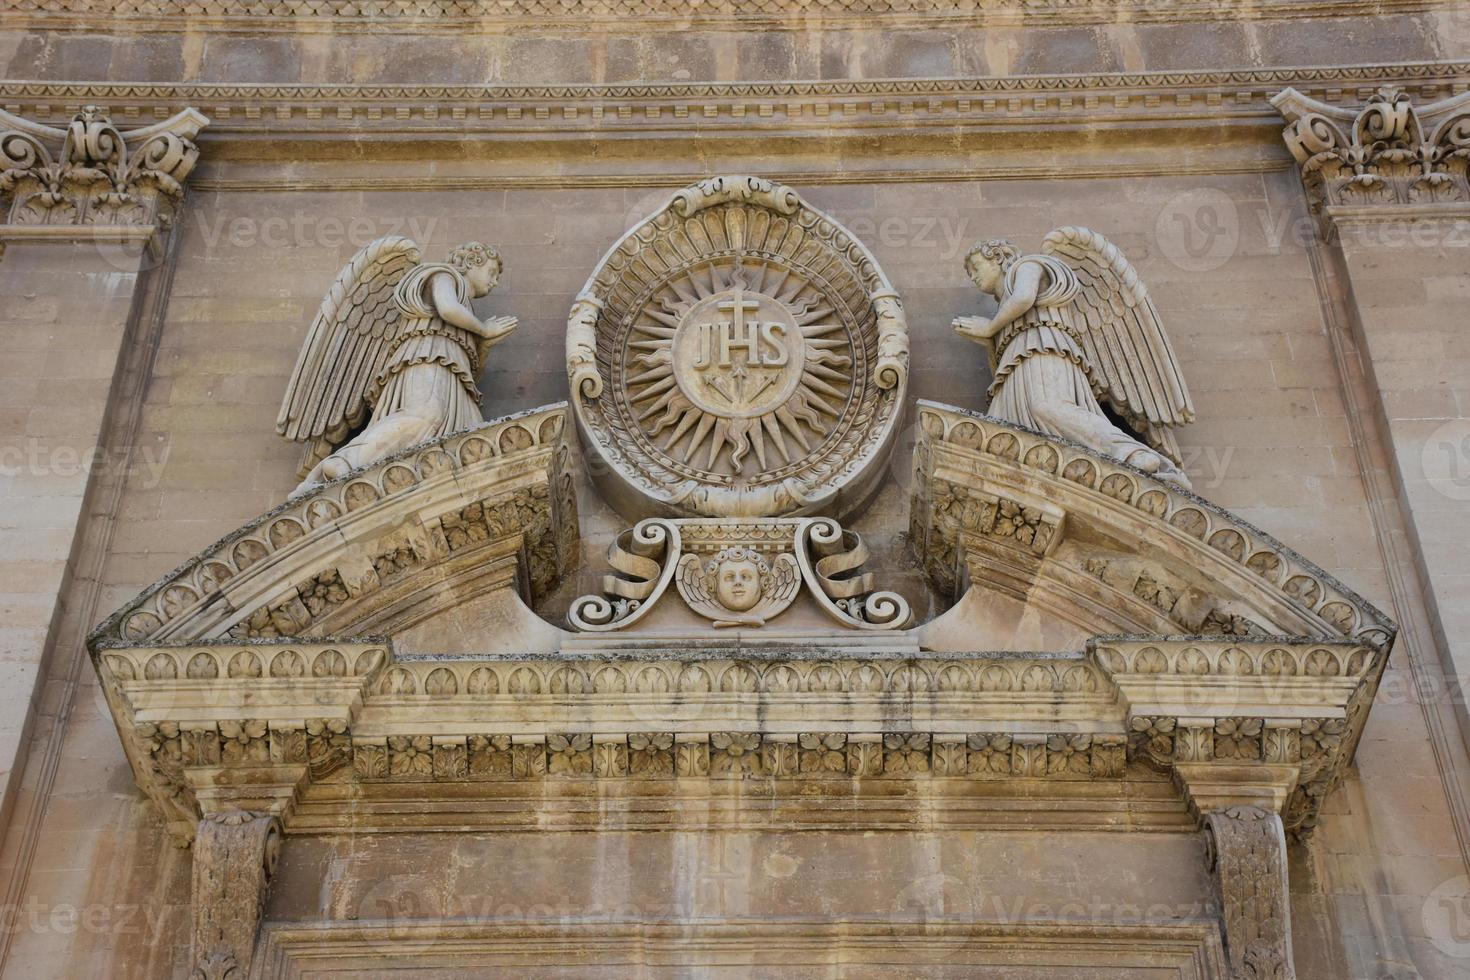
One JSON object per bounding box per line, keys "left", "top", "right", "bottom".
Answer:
{"left": 621, "top": 257, "right": 855, "bottom": 478}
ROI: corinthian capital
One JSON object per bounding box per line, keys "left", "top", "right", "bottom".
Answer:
{"left": 0, "top": 105, "right": 208, "bottom": 233}
{"left": 1271, "top": 86, "right": 1470, "bottom": 213}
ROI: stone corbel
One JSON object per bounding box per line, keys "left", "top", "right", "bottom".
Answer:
{"left": 190, "top": 808, "right": 282, "bottom": 980}
{"left": 1203, "top": 805, "right": 1297, "bottom": 980}
{"left": 0, "top": 104, "right": 209, "bottom": 252}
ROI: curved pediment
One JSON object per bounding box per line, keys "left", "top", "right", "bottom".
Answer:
{"left": 90, "top": 404, "right": 579, "bottom": 651}
{"left": 910, "top": 401, "right": 1395, "bottom": 652}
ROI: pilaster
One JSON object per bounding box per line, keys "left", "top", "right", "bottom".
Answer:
{"left": 1274, "top": 86, "right": 1470, "bottom": 760}
{"left": 0, "top": 106, "right": 207, "bottom": 833}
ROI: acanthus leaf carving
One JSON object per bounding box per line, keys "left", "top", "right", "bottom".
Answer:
{"left": 1205, "top": 805, "right": 1297, "bottom": 980}
{"left": 0, "top": 105, "right": 206, "bottom": 231}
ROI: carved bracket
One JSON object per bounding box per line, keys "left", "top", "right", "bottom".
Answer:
{"left": 191, "top": 809, "right": 282, "bottom": 980}
{"left": 1205, "top": 805, "right": 1297, "bottom": 980}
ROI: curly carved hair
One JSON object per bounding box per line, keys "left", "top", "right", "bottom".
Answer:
{"left": 704, "top": 546, "right": 771, "bottom": 579}
{"left": 964, "top": 239, "right": 1021, "bottom": 270}
{"left": 448, "top": 241, "right": 502, "bottom": 273}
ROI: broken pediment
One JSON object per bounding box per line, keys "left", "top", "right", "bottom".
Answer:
{"left": 82, "top": 178, "right": 1399, "bottom": 980}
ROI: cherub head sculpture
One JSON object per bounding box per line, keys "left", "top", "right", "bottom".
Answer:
{"left": 449, "top": 241, "right": 503, "bottom": 298}
{"left": 706, "top": 547, "right": 769, "bottom": 613}
{"left": 964, "top": 239, "right": 1021, "bottom": 297}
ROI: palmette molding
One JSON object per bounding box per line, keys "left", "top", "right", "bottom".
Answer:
{"left": 911, "top": 401, "right": 1394, "bottom": 649}
{"left": 0, "top": 104, "right": 207, "bottom": 233}
{"left": 89, "top": 403, "right": 578, "bottom": 648}
{"left": 95, "top": 634, "right": 1380, "bottom": 840}
{"left": 568, "top": 175, "right": 908, "bottom": 520}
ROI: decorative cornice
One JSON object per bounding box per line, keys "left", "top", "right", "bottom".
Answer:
{"left": 0, "top": 105, "right": 206, "bottom": 237}
{"left": 0, "top": 0, "right": 1454, "bottom": 32}
{"left": 1273, "top": 84, "right": 1470, "bottom": 212}
{"left": 0, "top": 64, "right": 1465, "bottom": 141}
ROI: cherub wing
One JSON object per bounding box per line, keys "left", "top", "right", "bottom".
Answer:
{"left": 676, "top": 554, "right": 717, "bottom": 610}
{"left": 761, "top": 554, "right": 801, "bottom": 604}
{"left": 1041, "top": 226, "right": 1196, "bottom": 464}
{"left": 275, "top": 236, "right": 421, "bottom": 450}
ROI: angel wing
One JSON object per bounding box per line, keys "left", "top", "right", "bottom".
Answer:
{"left": 676, "top": 553, "right": 716, "bottom": 610}
{"left": 1042, "top": 226, "right": 1196, "bottom": 465}
{"left": 759, "top": 554, "right": 801, "bottom": 605}
{"left": 275, "top": 236, "right": 422, "bottom": 470}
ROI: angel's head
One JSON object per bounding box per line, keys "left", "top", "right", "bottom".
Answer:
{"left": 449, "top": 242, "right": 503, "bottom": 297}
{"left": 706, "top": 547, "right": 769, "bottom": 613}
{"left": 964, "top": 239, "right": 1020, "bottom": 296}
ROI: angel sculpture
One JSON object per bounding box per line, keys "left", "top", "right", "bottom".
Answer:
{"left": 953, "top": 227, "right": 1195, "bottom": 486}
{"left": 276, "top": 236, "right": 517, "bottom": 496}
{"left": 675, "top": 547, "right": 801, "bottom": 628}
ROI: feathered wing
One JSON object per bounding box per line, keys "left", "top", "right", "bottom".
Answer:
{"left": 675, "top": 554, "right": 718, "bottom": 613}
{"left": 275, "top": 236, "right": 422, "bottom": 467}
{"left": 760, "top": 554, "right": 801, "bottom": 605}
{"left": 1041, "top": 226, "right": 1196, "bottom": 465}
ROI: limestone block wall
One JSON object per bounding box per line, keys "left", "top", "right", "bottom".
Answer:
{"left": 0, "top": 5, "right": 1467, "bottom": 978}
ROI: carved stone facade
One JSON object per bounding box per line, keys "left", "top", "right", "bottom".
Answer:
{"left": 1, "top": 9, "right": 1467, "bottom": 980}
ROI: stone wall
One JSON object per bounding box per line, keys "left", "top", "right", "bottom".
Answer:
{"left": 1, "top": 6, "right": 1468, "bottom": 978}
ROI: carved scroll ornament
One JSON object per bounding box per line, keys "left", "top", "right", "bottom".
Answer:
{"left": 567, "top": 174, "right": 910, "bottom": 521}
{"left": 0, "top": 105, "right": 207, "bottom": 229}
{"left": 570, "top": 517, "right": 912, "bottom": 631}
{"left": 1273, "top": 85, "right": 1470, "bottom": 210}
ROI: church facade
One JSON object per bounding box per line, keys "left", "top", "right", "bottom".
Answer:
{"left": 0, "top": 4, "right": 1468, "bottom": 977}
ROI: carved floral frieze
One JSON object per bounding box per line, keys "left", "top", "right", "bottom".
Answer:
{"left": 94, "top": 634, "right": 1381, "bottom": 843}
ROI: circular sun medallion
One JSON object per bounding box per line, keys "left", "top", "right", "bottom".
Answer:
{"left": 568, "top": 175, "right": 909, "bottom": 520}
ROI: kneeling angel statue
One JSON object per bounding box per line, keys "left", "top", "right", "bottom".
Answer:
{"left": 954, "top": 227, "right": 1195, "bottom": 487}
{"left": 275, "top": 237, "right": 517, "bottom": 496}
